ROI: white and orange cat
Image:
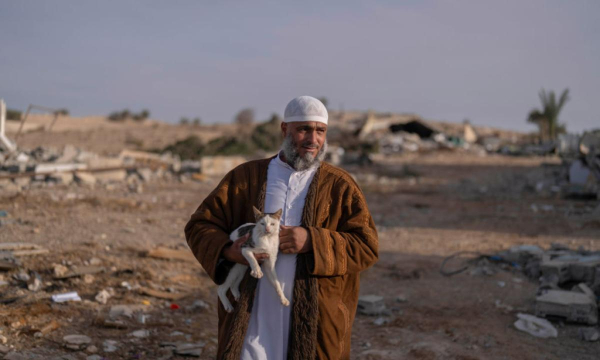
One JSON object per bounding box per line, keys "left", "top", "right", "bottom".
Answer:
{"left": 217, "top": 206, "right": 289, "bottom": 313}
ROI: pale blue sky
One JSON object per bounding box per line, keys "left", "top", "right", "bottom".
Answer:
{"left": 1, "top": 1, "right": 598, "bottom": 132}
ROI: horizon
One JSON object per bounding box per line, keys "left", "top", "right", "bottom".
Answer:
{"left": 1, "top": 1, "right": 598, "bottom": 133}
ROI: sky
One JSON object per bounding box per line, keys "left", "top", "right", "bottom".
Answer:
{"left": 0, "top": 1, "right": 598, "bottom": 133}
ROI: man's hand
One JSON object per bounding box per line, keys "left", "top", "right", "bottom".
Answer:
{"left": 222, "top": 234, "right": 269, "bottom": 265}
{"left": 279, "top": 225, "right": 312, "bottom": 254}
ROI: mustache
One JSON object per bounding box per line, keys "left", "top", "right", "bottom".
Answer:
{"left": 302, "top": 142, "right": 318, "bottom": 148}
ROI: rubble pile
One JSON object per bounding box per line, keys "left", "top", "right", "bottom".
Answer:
{"left": 0, "top": 145, "right": 247, "bottom": 194}
{"left": 488, "top": 244, "right": 600, "bottom": 340}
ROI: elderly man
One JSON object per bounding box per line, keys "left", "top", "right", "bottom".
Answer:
{"left": 185, "top": 96, "right": 378, "bottom": 360}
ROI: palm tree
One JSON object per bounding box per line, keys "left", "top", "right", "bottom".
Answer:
{"left": 527, "top": 88, "right": 570, "bottom": 141}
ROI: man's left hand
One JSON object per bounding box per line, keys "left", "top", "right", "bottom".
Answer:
{"left": 279, "top": 225, "right": 312, "bottom": 254}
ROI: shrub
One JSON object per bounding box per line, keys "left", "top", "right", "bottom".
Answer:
{"left": 6, "top": 109, "right": 22, "bottom": 120}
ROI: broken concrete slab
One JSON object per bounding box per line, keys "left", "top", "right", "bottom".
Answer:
{"left": 535, "top": 289, "right": 598, "bottom": 325}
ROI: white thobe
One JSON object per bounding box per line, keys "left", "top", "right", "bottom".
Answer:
{"left": 240, "top": 154, "right": 318, "bottom": 360}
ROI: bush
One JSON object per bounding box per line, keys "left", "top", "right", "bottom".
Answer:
{"left": 162, "top": 135, "right": 205, "bottom": 160}
{"left": 251, "top": 114, "right": 281, "bottom": 151}
{"left": 54, "top": 108, "right": 69, "bottom": 116}
{"left": 108, "top": 109, "right": 150, "bottom": 122}
{"left": 6, "top": 109, "right": 22, "bottom": 121}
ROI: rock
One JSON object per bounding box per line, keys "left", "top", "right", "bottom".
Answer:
{"left": 95, "top": 289, "right": 111, "bottom": 304}
{"left": 130, "top": 329, "right": 150, "bottom": 338}
{"left": 86, "top": 356, "right": 102, "bottom": 360}
{"left": 514, "top": 313, "right": 558, "bottom": 338}
{"left": 0, "top": 345, "right": 9, "bottom": 354}
{"left": 27, "top": 272, "right": 42, "bottom": 292}
{"left": 85, "top": 345, "right": 98, "bottom": 354}
{"left": 579, "top": 327, "right": 600, "bottom": 342}
{"left": 358, "top": 295, "right": 389, "bottom": 316}
{"left": 109, "top": 304, "right": 145, "bottom": 319}
{"left": 373, "top": 317, "right": 392, "bottom": 326}
{"left": 83, "top": 274, "right": 95, "bottom": 284}
{"left": 137, "top": 168, "right": 153, "bottom": 182}
{"left": 74, "top": 172, "right": 96, "bottom": 185}
{"left": 395, "top": 295, "right": 408, "bottom": 303}
{"left": 88, "top": 258, "right": 101, "bottom": 266}
{"left": 187, "top": 300, "right": 209, "bottom": 311}
{"left": 12, "top": 272, "right": 29, "bottom": 282}
{"left": 174, "top": 342, "right": 205, "bottom": 357}
{"left": 102, "top": 340, "right": 118, "bottom": 353}
{"left": 63, "top": 334, "right": 91, "bottom": 350}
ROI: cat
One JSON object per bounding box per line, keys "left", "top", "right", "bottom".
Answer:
{"left": 217, "top": 206, "right": 289, "bottom": 313}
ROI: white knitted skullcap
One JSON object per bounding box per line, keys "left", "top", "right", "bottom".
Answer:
{"left": 284, "top": 96, "right": 328, "bottom": 125}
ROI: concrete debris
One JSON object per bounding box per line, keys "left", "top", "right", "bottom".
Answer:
{"left": 160, "top": 342, "right": 205, "bottom": 357}
{"left": 139, "top": 287, "right": 189, "bottom": 301}
{"left": 54, "top": 265, "right": 104, "bottom": 280}
{"left": 514, "top": 313, "right": 558, "bottom": 338}
{"left": 357, "top": 295, "right": 390, "bottom": 316}
{"left": 52, "top": 292, "right": 81, "bottom": 303}
{"left": 535, "top": 288, "right": 598, "bottom": 325}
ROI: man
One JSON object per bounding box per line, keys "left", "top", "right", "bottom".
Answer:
{"left": 185, "top": 96, "right": 378, "bottom": 360}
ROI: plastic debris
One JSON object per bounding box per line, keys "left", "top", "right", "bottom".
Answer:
{"left": 52, "top": 292, "right": 82, "bottom": 303}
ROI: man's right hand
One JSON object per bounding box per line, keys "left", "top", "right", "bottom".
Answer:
{"left": 222, "top": 234, "right": 269, "bottom": 265}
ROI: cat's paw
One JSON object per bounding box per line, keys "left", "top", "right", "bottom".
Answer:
{"left": 231, "top": 289, "right": 241, "bottom": 301}
{"left": 223, "top": 302, "right": 234, "bottom": 313}
{"left": 281, "top": 297, "right": 290, "bottom": 307}
{"left": 250, "top": 269, "right": 263, "bottom": 279}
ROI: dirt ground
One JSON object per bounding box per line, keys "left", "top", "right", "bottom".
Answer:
{"left": 1, "top": 151, "right": 599, "bottom": 359}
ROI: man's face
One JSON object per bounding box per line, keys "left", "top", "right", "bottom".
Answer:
{"left": 281, "top": 121, "right": 327, "bottom": 160}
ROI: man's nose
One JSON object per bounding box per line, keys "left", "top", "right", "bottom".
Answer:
{"left": 307, "top": 130, "right": 318, "bottom": 144}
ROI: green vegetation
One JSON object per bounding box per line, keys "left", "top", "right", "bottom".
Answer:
{"left": 163, "top": 115, "right": 282, "bottom": 160}
{"left": 6, "top": 109, "right": 22, "bottom": 120}
{"left": 527, "top": 88, "right": 569, "bottom": 141}
{"left": 108, "top": 109, "right": 150, "bottom": 122}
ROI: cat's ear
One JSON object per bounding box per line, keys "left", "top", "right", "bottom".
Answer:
{"left": 272, "top": 208, "right": 282, "bottom": 219}
{"left": 252, "top": 206, "right": 262, "bottom": 220}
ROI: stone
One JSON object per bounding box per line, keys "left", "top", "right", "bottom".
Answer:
{"left": 85, "top": 345, "right": 98, "bottom": 354}
{"left": 174, "top": 342, "right": 205, "bottom": 357}
{"left": 74, "top": 172, "right": 96, "bottom": 185}
{"left": 130, "top": 329, "right": 150, "bottom": 338}
{"left": 137, "top": 168, "right": 153, "bottom": 182}
{"left": 86, "top": 356, "right": 102, "bottom": 360}
{"left": 102, "top": 340, "right": 118, "bottom": 353}
{"left": 88, "top": 258, "right": 101, "bottom": 266}
{"left": 95, "top": 289, "right": 111, "bottom": 304}
{"left": 109, "top": 304, "right": 145, "bottom": 319}
{"left": 358, "top": 295, "right": 390, "bottom": 316}
{"left": 514, "top": 313, "right": 558, "bottom": 338}
{"left": 63, "top": 334, "right": 91, "bottom": 350}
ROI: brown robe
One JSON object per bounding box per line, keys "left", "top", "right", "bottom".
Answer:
{"left": 185, "top": 157, "right": 379, "bottom": 360}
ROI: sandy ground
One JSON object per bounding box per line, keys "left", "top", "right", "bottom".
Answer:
{"left": 1, "top": 151, "right": 599, "bottom": 359}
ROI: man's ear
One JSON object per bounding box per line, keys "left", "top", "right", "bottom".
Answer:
{"left": 252, "top": 206, "right": 262, "bottom": 220}
{"left": 281, "top": 122, "right": 287, "bottom": 137}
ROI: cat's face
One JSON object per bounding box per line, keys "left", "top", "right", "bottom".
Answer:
{"left": 253, "top": 206, "right": 282, "bottom": 235}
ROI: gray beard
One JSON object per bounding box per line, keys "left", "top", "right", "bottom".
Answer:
{"left": 281, "top": 134, "right": 328, "bottom": 171}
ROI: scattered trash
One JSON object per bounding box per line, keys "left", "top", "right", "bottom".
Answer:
{"left": 52, "top": 292, "right": 81, "bottom": 303}
{"left": 170, "top": 303, "right": 180, "bottom": 310}
{"left": 514, "top": 313, "right": 558, "bottom": 338}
